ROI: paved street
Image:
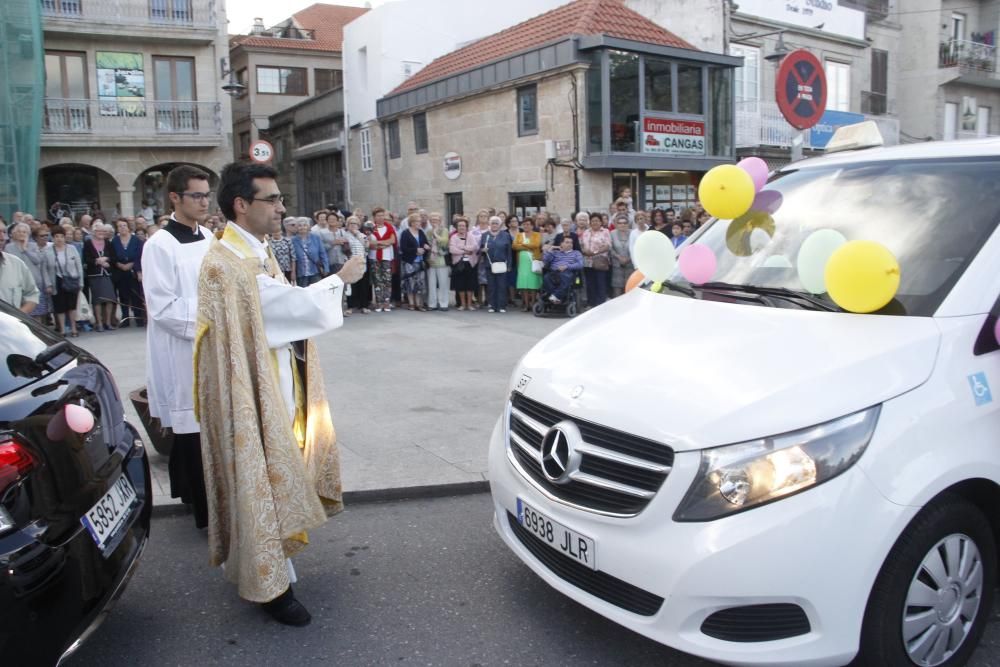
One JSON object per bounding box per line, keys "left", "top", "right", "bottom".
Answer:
{"left": 66, "top": 493, "right": 1000, "bottom": 667}
{"left": 72, "top": 309, "right": 566, "bottom": 504}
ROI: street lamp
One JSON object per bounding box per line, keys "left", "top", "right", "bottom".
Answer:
{"left": 219, "top": 57, "right": 247, "bottom": 97}
{"left": 764, "top": 32, "right": 792, "bottom": 62}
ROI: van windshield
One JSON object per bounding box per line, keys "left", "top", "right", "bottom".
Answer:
{"left": 672, "top": 157, "right": 1000, "bottom": 316}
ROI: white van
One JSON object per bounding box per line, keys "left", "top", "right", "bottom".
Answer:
{"left": 488, "top": 136, "right": 1000, "bottom": 667}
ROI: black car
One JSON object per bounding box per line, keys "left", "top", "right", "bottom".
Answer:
{"left": 0, "top": 301, "right": 151, "bottom": 665}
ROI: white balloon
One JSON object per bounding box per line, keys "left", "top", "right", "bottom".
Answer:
{"left": 797, "top": 229, "right": 848, "bottom": 294}
{"left": 632, "top": 230, "right": 676, "bottom": 282}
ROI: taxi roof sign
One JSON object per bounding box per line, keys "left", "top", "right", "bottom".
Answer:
{"left": 826, "top": 121, "right": 885, "bottom": 153}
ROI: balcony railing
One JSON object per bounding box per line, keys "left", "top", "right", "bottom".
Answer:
{"left": 736, "top": 100, "right": 817, "bottom": 148}
{"left": 40, "top": 0, "right": 217, "bottom": 29}
{"left": 861, "top": 91, "right": 887, "bottom": 115}
{"left": 939, "top": 39, "right": 997, "bottom": 73}
{"left": 43, "top": 99, "right": 222, "bottom": 137}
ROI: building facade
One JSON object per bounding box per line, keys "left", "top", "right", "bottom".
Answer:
{"left": 349, "top": 0, "right": 739, "bottom": 217}
{"left": 898, "top": 0, "right": 1000, "bottom": 141}
{"left": 39, "top": 0, "right": 233, "bottom": 219}
{"left": 228, "top": 3, "right": 365, "bottom": 214}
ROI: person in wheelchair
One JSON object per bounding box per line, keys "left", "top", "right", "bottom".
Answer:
{"left": 542, "top": 235, "right": 584, "bottom": 304}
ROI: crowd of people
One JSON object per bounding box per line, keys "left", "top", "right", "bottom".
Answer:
{"left": 0, "top": 186, "right": 710, "bottom": 332}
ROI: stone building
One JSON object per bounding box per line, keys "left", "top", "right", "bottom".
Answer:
{"left": 39, "top": 0, "right": 233, "bottom": 219}
{"left": 349, "top": 0, "right": 739, "bottom": 218}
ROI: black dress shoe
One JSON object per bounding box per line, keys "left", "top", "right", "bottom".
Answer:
{"left": 260, "top": 587, "right": 311, "bottom": 626}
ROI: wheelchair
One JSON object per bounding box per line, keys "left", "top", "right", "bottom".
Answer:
{"left": 532, "top": 268, "right": 582, "bottom": 317}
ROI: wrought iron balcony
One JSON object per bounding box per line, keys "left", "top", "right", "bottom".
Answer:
{"left": 939, "top": 39, "right": 997, "bottom": 74}
{"left": 42, "top": 98, "right": 222, "bottom": 138}
{"left": 735, "top": 100, "right": 818, "bottom": 149}
{"left": 40, "top": 0, "right": 217, "bottom": 30}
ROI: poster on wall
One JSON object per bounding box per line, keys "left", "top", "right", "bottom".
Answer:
{"left": 96, "top": 52, "right": 145, "bottom": 117}
{"left": 655, "top": 185, "right": 671, "bottom": 200}
{"left": 671, "top": 185, "right": 687, "bottom": 201}
{"left": 642, "top": 118, "right": 705, "bottom": 156}
{"left": 645, "top": 185, "right": 653, "bottom": 201}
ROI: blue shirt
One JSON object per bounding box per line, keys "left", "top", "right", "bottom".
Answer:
{"left": 543, "top": 248, "right": 584, "bottom": 272}
{"left": 292, "top": 233, "right": 329, "bottom": 277}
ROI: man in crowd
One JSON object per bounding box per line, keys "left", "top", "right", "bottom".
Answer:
{"left": 194, "top": 162, "right": 364, "bottom": 626}
{"left": 542, "top": 235, "right": 583, "bottom": 304}
{"left": 0, "top": 221, "right": 39, "bottom": 313}
{"left": 143, "top": 164, "right": 213, "bottom": 529}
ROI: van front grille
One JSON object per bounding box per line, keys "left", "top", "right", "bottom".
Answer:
{"left": 507, "top": 393, "right": 673, "bottom": 517}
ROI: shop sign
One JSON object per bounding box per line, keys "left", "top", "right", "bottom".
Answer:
{"left": 809, "top": 110, "right": 865, "bottom": 148}
{"left": 443, "top": 151, "right": 462, "bottom": 180}
{"left": 734, "top": 0, "right": 864, "bottom": 42}
{"left": 642, "top": 118, "right": 705, "bottom": 156}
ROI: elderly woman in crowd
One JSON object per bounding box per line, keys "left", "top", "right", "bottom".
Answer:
{"left": 555, "top": 215, "right": 581, "bottom": 251}
{"left": 449, "top": 217, "right": 478, "bottom": 311}
{"left": 112, "top": 218, "right": 144, "bottom": 326}
{"left": 399, "top": 213, "right": 430, "bottom": 311}
{"left": 47, "top": 227, "right": 84, "bottom": 336}
{"left": 368, "top": 206, "right": 396, "bottom": 312}
{"left": 82, "top": 221, "right": 118, "bottom": 331}
{"left": 344, "top": 216, "right": 371, "bottom": 315}
{"left": 610, "top": 212, "right": 634, "bottom": 298}
{"left": 425, "top": 212, "right": 451, "bottom": 311}
{"left": 471, "top": 209, "right": 491, "bottom": 307}
{"left": 480, "top": 215, "right": 513, "bottom": 313}
{"left": 270, "top": 219, "right": 296, "bottom": 284}
{"left": 581, "top": 211, "right": 611, "bottom": 308}
{"left": 512, "top": 217, "right": 543, "bottom": 311}
{"left": 629, "top": 210, "right": 649, "bottom": 257}
{"left": 6, "top": 222, "right": 54, "bottom": 324}
{"left": 292, "top": 216, "right": 329, "bottom": 287}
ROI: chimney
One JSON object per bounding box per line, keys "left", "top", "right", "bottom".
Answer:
{"left": 251, "top": 17, "right": 265, "bottom": 35}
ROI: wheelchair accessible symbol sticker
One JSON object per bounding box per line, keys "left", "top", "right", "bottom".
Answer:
{"left": 968, "top": 372, "right": 993, "bottom": 406}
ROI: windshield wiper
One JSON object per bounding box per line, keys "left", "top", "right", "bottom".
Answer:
{"left": 699, "top": 282, "right": 844, "bottom": 312}
{"left": 658, "top": 280, "right": 696, "bottom": 297}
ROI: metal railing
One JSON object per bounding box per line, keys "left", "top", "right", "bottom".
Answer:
{"left": 736, "top": 99, "right": 815, "bottom": 148}
{"left": 40, "top": 0, "right": 217, "bottom": 28}
{"left": 939, "top": 39, "right": 997, "bottom": 73}
{"left": 42, "top": 98, "right": 222, "bottom": 136}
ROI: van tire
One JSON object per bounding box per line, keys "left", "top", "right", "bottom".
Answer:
{"left": 855, "top": 495, "right": 995, "bottom": 667}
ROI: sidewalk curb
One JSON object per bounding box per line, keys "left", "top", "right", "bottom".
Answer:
{"left": 151, "top": 480, "right": 491, "bottom": 518}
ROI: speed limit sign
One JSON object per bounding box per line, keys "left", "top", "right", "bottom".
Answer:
{"left": 249, "top": 139, "right": 274, "bottom": 163}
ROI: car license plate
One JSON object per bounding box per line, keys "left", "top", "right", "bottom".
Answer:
{"left": 517, "top": 498, "right": 596, "bottom": 570}
{"left": 80, "top": 475, "right": 138, "bottom": 553}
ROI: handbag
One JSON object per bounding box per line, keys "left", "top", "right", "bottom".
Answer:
{"left": 57, "top": 274, "right": 81, "bottom": 292}
{"left": 531, "top": 259, "right": 544, "bottom": 274}
{"left": 76, "top": 290, "right": 95, "bottom": 324}
{"left": 491, "top": 261, "right": 508, "bottom": 274}
{"left": 591, "top": 254, "right": 610, "bottom": 271}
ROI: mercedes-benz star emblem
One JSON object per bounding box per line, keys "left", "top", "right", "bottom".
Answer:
{"left": 570, "top": 385, "right": 584, "bottom": 399}
{"left": 540, "top": 421, "right": 581, "bottom": 484}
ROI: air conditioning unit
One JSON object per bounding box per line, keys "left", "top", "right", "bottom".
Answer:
{"left": 544, "top": 139, "right": 556, "bottom": 160}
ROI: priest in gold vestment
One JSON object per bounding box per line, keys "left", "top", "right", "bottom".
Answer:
{"left": 193, "top": 162, "right": 365, "bottom": 626}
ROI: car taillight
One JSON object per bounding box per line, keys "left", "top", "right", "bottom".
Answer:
{"left": 0, "top": 436, "right": 38, "bottom": 492}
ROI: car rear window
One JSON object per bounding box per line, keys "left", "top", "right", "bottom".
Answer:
{"left": 0, "top": 300, "right": 73, "bottom": 396}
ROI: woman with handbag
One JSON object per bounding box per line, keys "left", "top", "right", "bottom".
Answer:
{"left": 112, "top": 219, "right": 144, "bottom": 327}
{"left": 479, "top": 216, "right": 513, "bottom": 313}
{"left": 610, "top": 212, "right": 634, "bottom": 298}
{"left": 449, "top": 218, "right": 478, "bottom": 311}
{"left": 512, "top": 217, "right": 543, "bottom": 311}
{"left": 47, "top": 227, "right": 83, "bottom": 337}
{"left": 6, "top": 222, "right": 53, "bottom": 325}
{"left": 399, "top": 213, "right": 430, "bottom": 311}
{"left": 580, "top": 211, "right": 611, "bottom": 309}
{"left": 83, "top": 222, "right": 119, "bottom": 331}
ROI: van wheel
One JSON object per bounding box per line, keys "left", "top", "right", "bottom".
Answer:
{"left": 855, "top": 496, "right": 995, "bottom": 667}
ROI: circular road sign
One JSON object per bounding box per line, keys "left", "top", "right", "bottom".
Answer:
{"left": 775, "top": 49, "right": 827, "bottom": 130}
{"left": 249, "top": 139, "right": 274, "bottom": 163}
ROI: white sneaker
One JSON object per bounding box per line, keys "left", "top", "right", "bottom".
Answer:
{"left": 488, "top": 308, "right": 495, "bottom": 313}
{"left": 548, "top": 295, "right": 558, "bottom": 303}
{"left": 375, "top": 308, "right": 383, "bottom": 313}
{"left": 499, "top": 309, "right": 507, "bottom": 313}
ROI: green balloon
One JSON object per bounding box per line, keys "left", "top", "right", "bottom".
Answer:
{"left": 796, "top": 229, "right": 847, "bottom": 294}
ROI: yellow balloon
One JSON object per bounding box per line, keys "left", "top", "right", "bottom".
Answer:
{"left": 698, "top": 165, "right": 755, "bottom": 220}
{"left": 824, "top": 240, "right": 901, "bottom": 313}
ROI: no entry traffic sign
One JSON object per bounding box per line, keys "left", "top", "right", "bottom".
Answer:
{"left": 775, "top": 49, "right": 827, "bottom": 130}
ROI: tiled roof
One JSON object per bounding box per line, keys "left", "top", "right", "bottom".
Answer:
{"left": 230, "top": 3, "right": 368, "bottom": 53}
{"left": 389, "top": 0, "right": 696, "bottom": 95}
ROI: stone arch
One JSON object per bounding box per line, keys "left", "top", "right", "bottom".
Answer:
{"left": 37, "top": 162, "right": 121, "bottom": 222}
{"left": 133, "top": 162, "right": 220, "bottom": 221}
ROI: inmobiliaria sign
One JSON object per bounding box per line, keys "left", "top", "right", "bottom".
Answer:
{"left": 642, "top": 118, "right": 705, "bottom": 156}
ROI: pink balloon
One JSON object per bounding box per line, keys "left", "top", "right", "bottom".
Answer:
{"left": 738, "top": 157, "right": 769, "bottom": 192}
{"left": 678, "top": 244, "right": 717, "bottom": 285}
{"left": 751, "top": 190, "right": 783, "bottom": 214}
{"left": 65, "top": 403, "right": 95, "bottom": 434}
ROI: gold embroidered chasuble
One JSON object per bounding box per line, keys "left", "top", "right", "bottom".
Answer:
{"left": 193, "top": 224, "right": 343, "bottom": 602}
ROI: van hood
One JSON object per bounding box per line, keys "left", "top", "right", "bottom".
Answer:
{"left": 516, "top": 290, "right": 940, "bottom": 452}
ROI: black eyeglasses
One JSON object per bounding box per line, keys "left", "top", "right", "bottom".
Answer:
{"left": 180, "top": 192, "right": 213, "bottom": 202}
{"left": 252, "top": 195, "right": 285, "bottom": 205}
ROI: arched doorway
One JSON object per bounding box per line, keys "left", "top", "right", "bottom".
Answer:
{"left": 39, "top": 164, "right": 119, "bottom": 221}
{"left": 133, "top": 163, "right": 218, "bottom": 221}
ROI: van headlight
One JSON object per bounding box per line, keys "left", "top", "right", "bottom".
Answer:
{"left": 674, "top": 406, "right": 880, "bottom": 522}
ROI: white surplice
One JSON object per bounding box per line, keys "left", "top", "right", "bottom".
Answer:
{"left": 143, "top": 219, "right": 212, "bottom": 434}
{"left": 221, "top": 222, "right": 344, "bottom": 420}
